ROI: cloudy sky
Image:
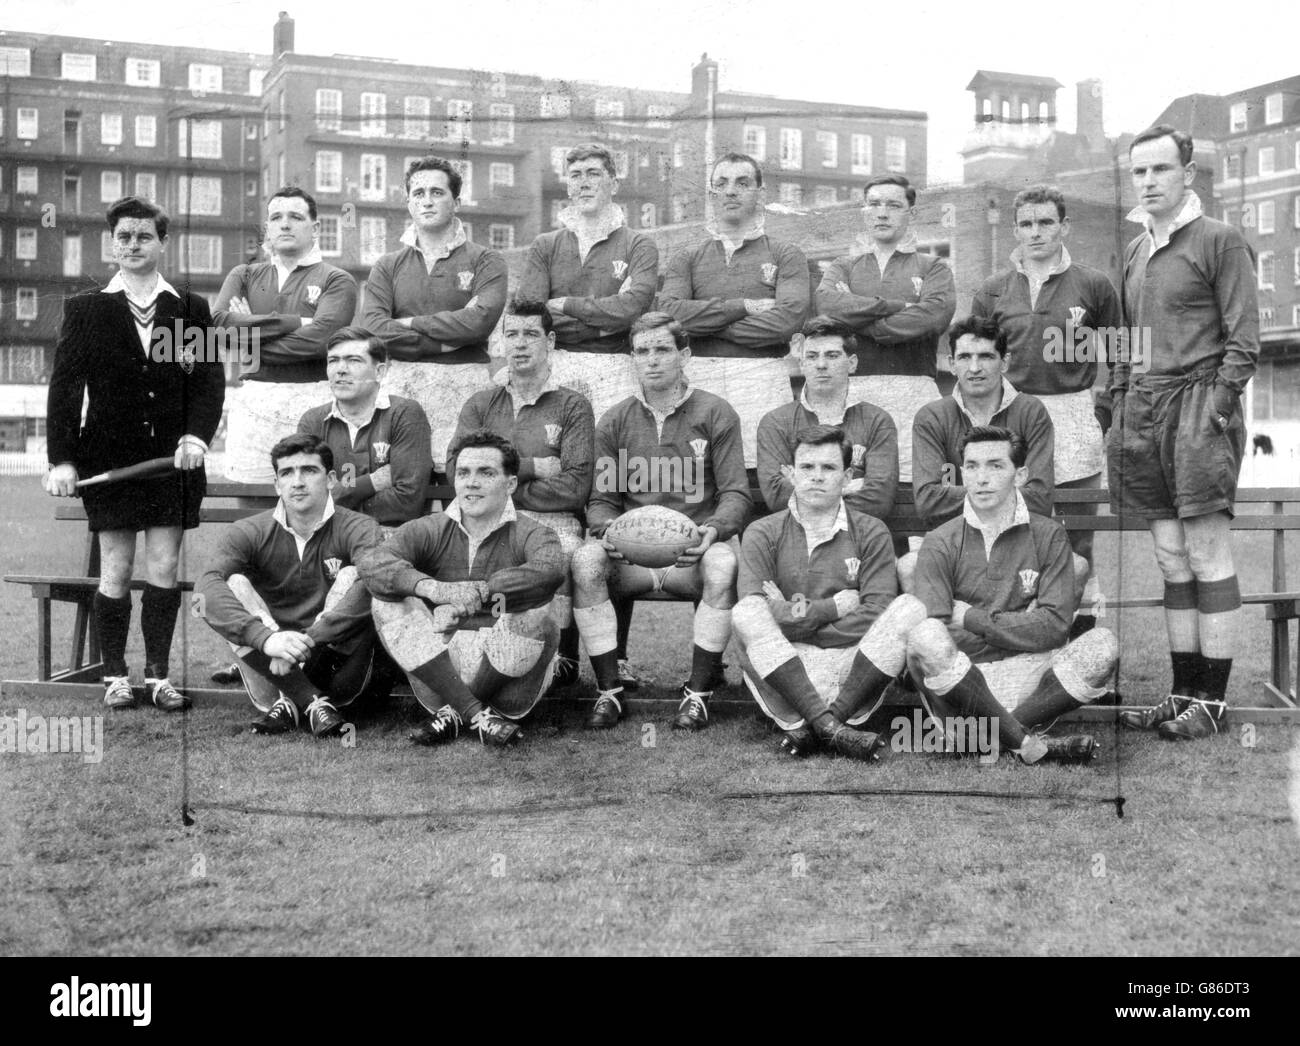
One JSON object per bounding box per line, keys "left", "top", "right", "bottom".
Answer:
{"left": 5, "top": 0, "right": 1295, "bottom": 182}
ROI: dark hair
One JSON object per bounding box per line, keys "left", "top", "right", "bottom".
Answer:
{"left": 793, "top": 424, "right": 852, "bottom": 469}
{"left": 863, "top": 173, "right": 915, "bottom": 207}
{"left": 447, "top": 428, "right": 521, "bottom": 477}
{"left": 1130, "top": 124, "right": 1194, "bottom": 166}
{"left": 1012, "top": 184, "right": 1066, "bottom": 222}
{"left": 960, "top": 425, "right": 1027, "bottom": 468}
{"left": 405, "top": 155, "right": 462, "bottom": 199}
{"left": 268, "top": 186, "right": 318, "bottom": 220}
{"left": 326, "top": 325, "right": 387, "bottom": 364}
{"left": 711, "top": 151, "right": 763, "bottom": 189}
{"left": 800, "top": 315, "right": 859, "bottom": 355}
{"left": 565, "top": 143, "right": 616, "bottom": 178}
{"left": 946, "top": 315, "right": 1008, "bottom": 358}
{"left": 505, "top": 298, "right": 555, "bottom": 337}
{"left": 629, "top": 311, "right": 688, "bottom": 351}
{"left": 106, "top": 196, "right": 169, "bottom": 240}
{"left": 270, "top": 432, "right": 334, "bottom": 474}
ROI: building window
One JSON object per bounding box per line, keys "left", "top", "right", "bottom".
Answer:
{"left": 0, "top": 47, "right": 33, "bottom": 77}
{"left": 360, "top": 93, "right": 387, "bottom": 137}
{"left": 540, "top": 92, "right": 571, "bottom": 119}
{"left": 1259, "top": 200, "right": 1276, "bottom": 234}
{"left": 17, "top": 228, "right": 38, "bottom": 260}
{"left": 16, "top": 289, "right": 38, "bottom": 321}
{"left": 101, "top": 171, "right": 122, "bottom": 203}
{"left": 177, "top": 234, "right": 222, "bottom": 273}
{"left": 17, "top": 108, "right": 38, "bottom": 139}
{"left": 673, "top": 141, "right": 686, "bottom": 169}
{"left": 613, "top": 150, "right": 630, "bottom": 179}
{"left": 778, "top": 183, "right": 803, "bottom": 207}
{"left": 61, "top": 53, "right": 96, "bottom": 81}
{"left": 1293, "top": 304, "right": 1300, "bottom": 327}
{"left": 101, "top": 231, "right": 116, "bottom": 263}
{"left": 445, "top": 99, "right": 473, "bottom": 142}
{"left": 743, "top": 125, "right": 766, "bottom": 162}
{"left": 488, "top": 224, "right": 514, "bottom": 250}
{"left": 17, "top": 167, "right": 38, "bottom": 195}
{"left": 318, "top": 215, "right": 341, "bottom": 256}
{"left": 188, "top": 63, "right": 223, "bottom": 93}
{"left": 595, "top": 98, "right": 625, "bottom": 120}
{"left": 886, "top": 136, "right": 907, "bottom": 172}
{"left": 249, "top": 69, "right": 266, "bottom": 96}
{"left": 315, "top": 151, "right": 342, "bottom": 193}
{"left": 359, "top": 155, "right": 386, "bottom": 201}
{"left": 278, "top": 154, "right": 286, "bottom": 188}
{"left": 451, "top": 160, "right": 474, "bottom": 205}
{"left": 135, "top": 114, "right": 156, "bottom": 147}
{"left": 813, "top": 185, "right": 837, "bottom": 207}
{"left": 1259, "top": 147, "right": 1275, "bottom": 177}
{"left": 63, "top": 234, "right": 82, "bottom": 277}
{"left": 779, "top": 128, "right": 802, "bottom": 170}
{"left": 360, "top": 217, "right": 387, "bottom": 264}
{"left": 550, "top": 198, "right": 567, "bottom": 228}
{"left": 851, "top": 134, "right": 872, "bottom": 175}
{"left": 1224, "top": 154, "right": 1241, "bottom": 180}
{"left": 1266, "top": 92, "right": 1283, "bottom": 124}
{"left": 488, "top": 103, "right": 514, "bottom": 143}
{"left": 817, "top": 131, "right": 838, "bottom": 168}
{"left": 1259, "top": 251, "right": 1275, "bottom": 289}
{"left": 646, "top": 104, "right": 673, "bottom": 129}
{"left": 550, "top": 147, "right": 568, "bottom": 179}
{"left": 404, "top": 96, "right": 430, "bottom": 139}
{"left": 672, "top": 195, "right": 689, "bottom": 223}
{"left": 135, "top": 172, "right": 157, "bottom": 201}
{"left": 1230, "top": 102, "right": 1248, "bottom": 132}
{"left": 316, "top": 89, "right": 342, "bottom": 132}
{"left": 178, "top": 175, "right": 222, "bottom": 216}
{"left": 178, "top": 119, "right": 222, "bottom": 159}
{"left": 125, "top": 58, "right": 160, "bottom": 87}
{"left": 101, "top": 113, "right": 123, "bottom": 147}
{"left": 1260, "top": 306, "right": 1275, "bottom": 328}
{"left": 63, "top": 172, "right": 81, "bottom": 214}
{"left": 262, "top": 165, "right": 271, "bottom": 199}
{"left": 489, "top": 162, "right": 514, "bottom": 192}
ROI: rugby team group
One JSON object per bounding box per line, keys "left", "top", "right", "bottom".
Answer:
{"left": 42, "top": 120, "right": 1259, "bottom": 764}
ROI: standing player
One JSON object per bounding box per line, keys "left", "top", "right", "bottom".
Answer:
{"left": 816, "top": 174, "right": 956, "bottom": 483}
{"left": 971, "top": 185, "right": 1121, "bottom": 633}
{"left": 362, "top": 157, "right": 507, "bottom": 472}
{"left": 1110, "top": 125, "right": 1259, "bottom": 740}
{"left": 359, "top": 431, "right": 565, "bottom": 748}
{"left": 215, "top": 187, "right": 357, "bottom": 483}
{"left": 516, "top": 143, "right": 658, "bottom": 421}
{"left": 196, "top": 434, "right": 385, "bottom": 737}
{"left": 906, "top": 426, "right": 1114, "bottom": 764}
{"left": 452, "top": 300, "right": 594, "bottom": 686}
{"left": 572, "top": 313, "right": 751, "bottom": 730}
{"left": 756, "top": 316, "right": 898, "bottom": 520}
{"left": 733, "top": 425, "right": 901, "bottom": 760}
{"left": 658, "top": 151, "right": 809, "bottom": 469}
{"left": 45, "top": 196, "right": 225, "bottom": 712}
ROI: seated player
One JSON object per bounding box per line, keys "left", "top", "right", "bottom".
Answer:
{"left": 358, "top": 430, "right": 564, "bottom": 748}
{"left": 197, "top": 434, "right": 385, "bottom": 738}
{"left": 902, "top": 425, "right": 1116, "bottom": 764}
{"left": 572, "top": 312, "right": 752, "bottom": 730}
{"left": 732, "top": 425, "right": 902, "bottom": 761}
{"left": 452, "top": 300, "right": 594, "bottom": 687}
{"left": 756, "top": 316, "right": 898, "bottom": 520}
{"left": 906, "top": 315, "right": 1056, "bottom": 593}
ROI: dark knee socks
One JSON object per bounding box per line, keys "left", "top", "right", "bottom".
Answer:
{"left": 94, "top": 591, "right": 132, "bottom": 678}
{"left": 141, "top": 583, "right": 182, "bottom": 679}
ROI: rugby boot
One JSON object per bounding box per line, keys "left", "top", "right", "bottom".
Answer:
{"left": 585, "top": 688, "right": 624, "bottom": 729}
{"left": 672, "top": 685, "right": 711, "bottom": 731}
{"left": 1158, "top": 696, "right": 1226, "bottom": 741}
{"left": 1118, "top": 693, "right": 1190, "bottom": 731}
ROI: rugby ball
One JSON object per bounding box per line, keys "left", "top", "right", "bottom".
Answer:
{"left": 605, "top": 506, "right": 701, "bottom": 568}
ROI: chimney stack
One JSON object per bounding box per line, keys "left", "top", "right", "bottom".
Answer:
{"left": 274, "top": 11, "right": 295, "bottom": 56}
{"left": 691, "top": 53, "right": 719, "bottom": 104}
{"left": 1076, "top": 78, "right": 1104, "bottom": 150}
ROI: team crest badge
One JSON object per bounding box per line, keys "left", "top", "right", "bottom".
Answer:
{"left": 457, "top": 271, "right": 474, "bottom": 292}
{"left": 851, "top": 444, "right": 866, "bottom": 469}
{"left": 178, "top": 344, "right": 197, "bottom": 374}
{"left": 612, "top": 259, "right": 629, "bottom": 279}
{"left": 760, "top": 263, "right": 778, "bottom": 284}
{"left": 689, "top": 438, "right": 708, "bottom": 458}
{"left": 306, "top": 285, "right": 322, "bottom": 306}
{"left": 372, "top": 442, "right": 390, "bottom": 465}
{"left": 1019, "top": 568, "right": 1040, "bottom": 596}
{"left": 545, "top": 424, "right": 562, "bottom": 446}
{"left": 324, "top": 557, "right": 342, "bottom": 580}
{"left": 845, "top": 557, "right": 861, "bottom": 581}
{"left": 1068, "top": 306, "right": 1086, "bottom": 326}
{"left": 911, "top": 276, "right": 924, "bottom": 296}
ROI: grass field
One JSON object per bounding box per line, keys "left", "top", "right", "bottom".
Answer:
{"left": 2, "top": 476, "right": 1299, "bottom": 956}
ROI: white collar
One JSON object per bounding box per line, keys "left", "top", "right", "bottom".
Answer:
{"left": 102, "top": 271, "right": 179, "bottom": 305}
{"left": 271, "top": 245, "right": 324, "bottom": 279}
{"left": 954, "top": 378, "right": 1018, "bottom": 421}
{"left": 400, "top": 217, "right": 468, "bottom": 261}
{"left": 787, "top": 495, "right": 850, "bottom": 535}
{"left": 634, "top": 380, "right": 692, "bottom": 413}
{"left": 1011, "top": 244, "right": 1071, "bottom": 277}
{"left": 496, "top": 368, "right": 564, "bottom": 408}
{"left": 445, "top": 494, "right": 518, "bottom": 534}
{"left": 963, "top": 488, "right": 1030, "bottom": 532}
{"left": 558, "top": 203, "right": 626, "bottom": 242}
{"left": 273, "top": 495, "right": 335, "bottom": 534}
{"left": 327, "top": 389, "right": 392, "bottom": 424}
{"left": 799, "top": 384, "right": 852, "bottom": 423}
{"left": 706, "top": 215, "right": 766, "bottom": 245}
{"left": 1127, "top": 191, "right": 1203, "bottom": 238}
{"left": 850, "top": 228, "right": 918, "bottom": 260}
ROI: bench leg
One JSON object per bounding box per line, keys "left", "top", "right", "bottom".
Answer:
{"left": 36, "top": 594, "right": 52, "bottom": 681}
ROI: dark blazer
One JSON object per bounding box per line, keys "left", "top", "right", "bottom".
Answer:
{"left": 47, "top": 286, "right": 226, "bottom": 475}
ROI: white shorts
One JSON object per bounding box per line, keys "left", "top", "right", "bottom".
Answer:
{"left": 846, "top": 374, "right": 941, "bottom": 483}
{"left": 224, "top": 380, "right": 332, "bottom": 483}
{"left": 687, "top": 356, "right": 794, "bottom": 469}
{"left": 385, "top": 360, "right": 492, "bottom": 472}
{"left": 1038, "top": 389, "right": 1104, "bottom": 483}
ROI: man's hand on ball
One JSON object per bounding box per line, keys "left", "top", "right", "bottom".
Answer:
{"left": 676, "top": 525, "right": 717, "bottom": 567}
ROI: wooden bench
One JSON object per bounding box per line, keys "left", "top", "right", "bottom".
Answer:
{"left": 5, "top": 477, "right": 1299, "bottom": 720}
